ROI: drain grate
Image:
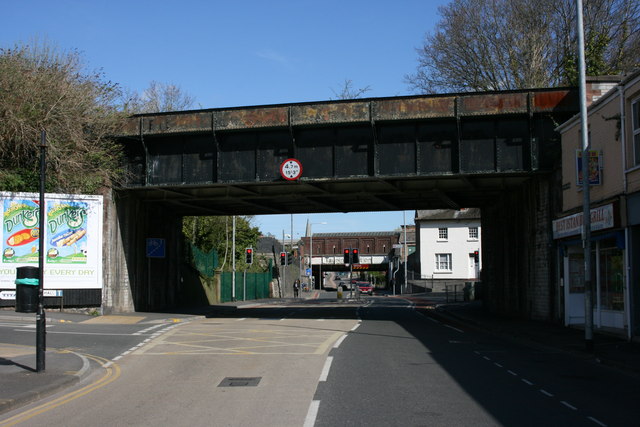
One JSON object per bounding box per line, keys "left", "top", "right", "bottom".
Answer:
{"left": 218, "top": 377, "right": 261, "bottom": 387}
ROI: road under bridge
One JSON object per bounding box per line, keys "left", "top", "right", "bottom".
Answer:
{"left": 104, "top": 84, "right": 607, "bottom": 321}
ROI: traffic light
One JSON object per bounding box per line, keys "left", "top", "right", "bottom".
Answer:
{"left": 288, "top": 251, "right": 294, "bottom": 264}
{"left": 280, "top": 252, "right": 287, "bottom": 265}
{"left": 352, "top": 248, "right": 359, "bottom": 264}
{"left": 245, "top": 248, "right": 253, "bottom": 264}
{"left": 473, "top": 250, "right": 479, "bottom": 263}
{"left": 343, "top": 248, "right": 350, "bottom": 264}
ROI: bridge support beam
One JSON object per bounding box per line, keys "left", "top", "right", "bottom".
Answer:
{"left": 481, "top": 175, "right": 559, "bottom": 321}
{"left": 103, "top": 189, "right": 182, "bottom": 312}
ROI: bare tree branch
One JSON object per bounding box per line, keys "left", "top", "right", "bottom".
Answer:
{"left": 406, "top": 0, "right": 640, "bottom": 93}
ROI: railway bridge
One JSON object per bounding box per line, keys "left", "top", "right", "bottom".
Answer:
{"left": 105, "top": 83, "right": 611, "bottom": 320}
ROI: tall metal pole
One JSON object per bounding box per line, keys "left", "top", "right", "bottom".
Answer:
{"left": 403, "top": 211, "right": 408, "bottom": 294}
{"left": 36, "top": 130, "right": 47, "bottom": 372}
{"left": 309, "top": 229, "right": 313, "bottom": 290}
{"left": 282, "top": 229, "right": 286, "bottom": 298}
{"left": 577, "top": 0, "right": 594, "bottom": 351}
{"left": 232, "top": 216, "right": 236, "bottom": 301}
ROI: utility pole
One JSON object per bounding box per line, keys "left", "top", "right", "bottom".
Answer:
{"left": 282, "top": 229, "right": 286, "bottom": 298}
{"left": 36, "top": 130, "right": 47, "bottom": 372}
{"left": 232, "top": 216, "right": 236, "bottom": 301}
{"left": 403, "top": 211, "right": 408, "bottom": 294}
{"left": 577, "top": 0, "right": 594, "bottom": 352}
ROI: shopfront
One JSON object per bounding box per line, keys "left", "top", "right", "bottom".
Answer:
{"left": 554, "top": 203, "right": 628, "bottom": 331}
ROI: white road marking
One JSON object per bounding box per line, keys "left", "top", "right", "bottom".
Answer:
{"left": 444, "top": 324, "right": 464, "bottom": 333}
{"left": 587, "top": 416, "right": 607, "bottom": 426}
{"left": 494, "top": 362, "right": 503, "bottom": 367}
{"left": 333, "top": 334, "right": 347, "bottom": 349}
{"left": 561, "top": 401, "right": 577, "bottom": 410}
{"left": 350, "top": 323, "right": 360, "bottom": 332}
{"left": 304, "top": 401, "right": 320, "bottom": 427}
{"left": 319, "top": 356, "right": 333, "bottom": 382}
{"left": 521, "top": 379, "right": 533, "bottom": 386}
{"left": 133, "top": 324, "right": 166, "bottom": 335}
{"left": 507, "top": 370, "right": 517, "bottom": 376}
{"left": 540, "top": 389, "right": 554, "bottom": 397}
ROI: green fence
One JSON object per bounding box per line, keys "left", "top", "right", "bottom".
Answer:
{"left": 220, "top": 271, "right": 272, "bottom": 303}
{"left": 188, "top": 243, "right": 273, "bottom": 303}
{"left": 188, "top": 244, "right": 219, "bottom": 277}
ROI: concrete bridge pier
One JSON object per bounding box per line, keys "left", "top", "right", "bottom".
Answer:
{"left": 103, "top": 189, "right": 182, "bottom": 313}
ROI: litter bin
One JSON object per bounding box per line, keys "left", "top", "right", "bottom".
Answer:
{"left": 15, "top": 266, "right": 39, "bottom": 313}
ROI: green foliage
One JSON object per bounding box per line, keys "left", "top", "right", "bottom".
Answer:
{"left": 562, "top": 31, "right": 616, "bottom": 85}
{"left": 0, "top": 41, "right": 126, "bottom": 194}
{"left": 182, "top": 216, "right": 264, "bottom": 272}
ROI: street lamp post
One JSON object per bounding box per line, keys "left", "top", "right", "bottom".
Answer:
{"left": 309, "top": 222, "right": 327, "bottom": 290}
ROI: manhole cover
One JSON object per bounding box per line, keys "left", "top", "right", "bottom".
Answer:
{"left": 218, "top": 377, "right": 261, "bottom": 387}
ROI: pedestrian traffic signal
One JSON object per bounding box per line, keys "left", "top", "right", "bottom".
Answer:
{"left": 352, "top": 248, "right": 359, "bottom": 264}
{"left": 280, "top": 252, "right": 287, "bottom": 265}
{"left": 245, "top": 248, "right": 253, "bottom": 264}
{"left": 343, "top": 248, "right": 350, "bottom": 264}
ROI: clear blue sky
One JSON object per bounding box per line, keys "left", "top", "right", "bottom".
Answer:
{"left": 1, "top": 0, "right": 448, "bottom": 237}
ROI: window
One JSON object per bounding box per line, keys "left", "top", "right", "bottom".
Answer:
{"left": 469, "top": 227, "right": 478, "bottom": 240}
{"left": 435, "top": 253, "right": 452, "bottom": 271}
{"left": 438, "top": 228, "right": 448, "bottom": 240}
{"left": 634, "top": 99, "right": 640, "bottom": 165}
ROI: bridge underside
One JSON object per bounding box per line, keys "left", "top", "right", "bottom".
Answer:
{"left": 117, "top": 88, "right": 577, "bottom": 216}
{"left": 108, "top": 88, "right": 579, "bottom": 318}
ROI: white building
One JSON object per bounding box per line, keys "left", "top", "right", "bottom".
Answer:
{"left": 415, "top": 209, "right": 481, "bottom": 282}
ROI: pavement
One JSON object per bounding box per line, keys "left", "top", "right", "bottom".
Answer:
{"left": 0, "top": 312, "right": 92, "bottom": 415}
{"left": 1, "top": 291, "right": 639, "bottom": 416}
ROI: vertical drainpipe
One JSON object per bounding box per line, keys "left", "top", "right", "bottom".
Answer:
{"left": 619, "top": 85, "right": 633, "bottom": 340}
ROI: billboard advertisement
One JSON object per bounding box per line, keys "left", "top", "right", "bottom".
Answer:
{"left": 1, "top": 192, "right": 103, "bottom": 290}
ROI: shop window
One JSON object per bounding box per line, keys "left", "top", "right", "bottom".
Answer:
{"left": 599, "top": 244, "right": 624, "bottom": 311}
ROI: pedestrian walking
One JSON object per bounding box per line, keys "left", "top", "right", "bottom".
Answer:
{"left": 293, "top": 279, "right": 300, "bottom": 298}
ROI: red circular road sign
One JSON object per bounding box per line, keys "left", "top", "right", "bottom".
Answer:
{"left": 280, "top": 158, "right": 303, "bottom": 181}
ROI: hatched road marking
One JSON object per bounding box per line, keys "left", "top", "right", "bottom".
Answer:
{"left": 133, "top": 318, "right": 349, "bottom": 356}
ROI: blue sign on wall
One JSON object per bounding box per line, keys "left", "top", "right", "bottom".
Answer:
{"left": 146, "top": 238, "right": 166, "bottom": 258}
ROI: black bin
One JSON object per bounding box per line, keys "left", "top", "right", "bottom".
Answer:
{"left": 15, "top": 266, "right": 39, "bottom": 313}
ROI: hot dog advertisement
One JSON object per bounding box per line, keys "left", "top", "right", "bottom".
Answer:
{"left": 2, "top": 199, "right": 40, "bottom": 263}
{"left": 46, "top": 200, "right": 88, "bottom": 264}
{"left": 0, "top": 192, "right": 103, "bottom": 290}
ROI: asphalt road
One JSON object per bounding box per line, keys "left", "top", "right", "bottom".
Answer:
{"left": 1, "top": 295, "right": 638, "bottom": 427}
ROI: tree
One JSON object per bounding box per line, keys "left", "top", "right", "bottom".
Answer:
{"left": 330, "top": 79, "right": 372, "bottom": 100}
{"left": 0, "top": 42, "right": 125, "bottom": 193}
{"left": 123, "top": 80, "right": 196, "bottom": 114}
{"left": 406, "top": 0, "right": 640, "bottom": 93}
{"left": 182, "top": 215, "right": 263, "bottom": 272}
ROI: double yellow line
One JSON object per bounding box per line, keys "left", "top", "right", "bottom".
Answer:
{"left": 0, "top": 353, "right": 120, "bottom": 426}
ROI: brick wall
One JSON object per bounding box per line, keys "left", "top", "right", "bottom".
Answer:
{"left": 482, "top": 175, "right": 558, "bottom": 321}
